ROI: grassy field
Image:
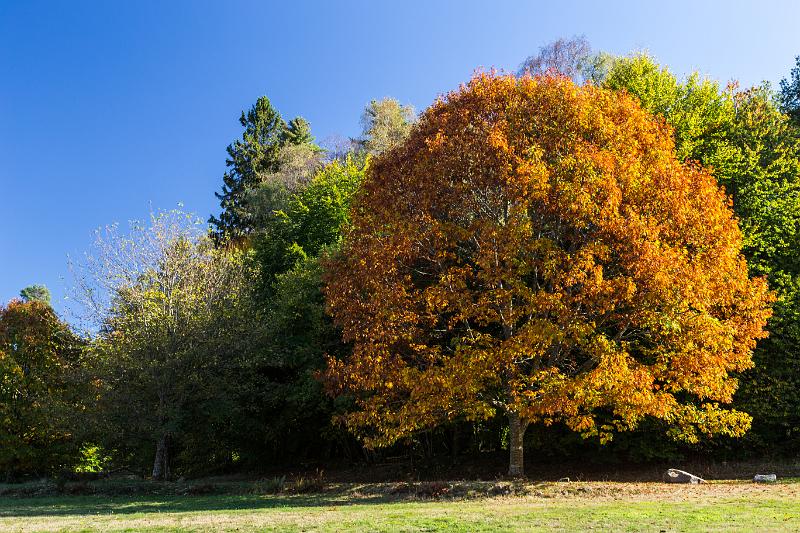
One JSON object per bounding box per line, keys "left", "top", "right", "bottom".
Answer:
{"left": 0, "top": 479, "right": 799, "bottom": 532}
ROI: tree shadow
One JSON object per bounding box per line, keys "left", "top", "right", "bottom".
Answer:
{"left": 0, "top": 492, "right": 405, "bottom": 518}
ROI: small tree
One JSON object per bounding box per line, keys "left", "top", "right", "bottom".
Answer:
{"left": 19, "top": 285, "right": 51, "bottom": 305}
{"left": 359, "top": 98, "right": 416, "bottom": 155}
{"left": 283, "top": 117, "right": 315, "bottom": 146}
{"left": 322, "top": 73, "right": 773, "bottom": 477}
{"left": 0, "top": 299, "right": 82, "bottom": 478}
{"left": 780, "top": 56, "right": 800, "bottom": 126}
{"left": 518, "top": 36, "right": 592, "bottom": 82}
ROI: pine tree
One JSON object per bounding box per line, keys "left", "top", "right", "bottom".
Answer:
{"left": 780, "top": 56, "right": 800, "bottom": 126}
{"left": 19, "top": 285, "right": 51, "bottom": 305}
{"left": 283, "top": 117, "right": 315, "bottom": 146}
{"left": 210, "top": 96, "right": 287, "bottom": 243}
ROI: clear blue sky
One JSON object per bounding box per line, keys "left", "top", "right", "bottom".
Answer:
{"left": 2, "top": 0, "right": 799, "bottom": 318}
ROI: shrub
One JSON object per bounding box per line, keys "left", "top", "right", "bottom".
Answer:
{"left": 252, "top": 476, "right": 286, "bottom": 494}
{"left": 293, "top": 470, "right": 326, "bottom": 493}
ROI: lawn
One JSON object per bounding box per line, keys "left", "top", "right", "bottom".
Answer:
{"left": 0, "top": 479, "right": 798, "bottom": 532}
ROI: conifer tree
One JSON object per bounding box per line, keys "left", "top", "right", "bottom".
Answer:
{"left": 210, "top": 96, "right": 287, "bottom": 243}
{"left": 780, "top": 56, "right": 800, "bottom": 126}
{"left": 283, "top": 117, "right": 315, "bottom": 146}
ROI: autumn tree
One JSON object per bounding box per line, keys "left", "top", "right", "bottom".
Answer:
{"left": 0, "top": 298, "right": 82, "bottom": 478}
{"left": 322, "top": 73, "right": 773, "bottom": 477}
{"left": 597, "top": 54, "right": 800, "bottom": 452}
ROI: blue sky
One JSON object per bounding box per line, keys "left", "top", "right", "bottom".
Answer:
{"left": 2, "top": 0, "right": 799, "bottom": 318}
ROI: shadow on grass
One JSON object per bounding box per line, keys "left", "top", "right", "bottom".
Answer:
{"left": 0, "top": 479, "right": 558, "bottom": 518}
{"left": 4, "top": 474, "right": 798, "bottom": 519}
{"left": 0, "top": 491, "right": 417, "bottom": 518}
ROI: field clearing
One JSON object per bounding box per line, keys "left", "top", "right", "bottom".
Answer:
{"left": 0, "top": 479, "right": 798, "bottom": 532}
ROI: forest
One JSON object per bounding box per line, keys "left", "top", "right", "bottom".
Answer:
{"left": 4, "top": 37, "right": 800, "bottom": 483}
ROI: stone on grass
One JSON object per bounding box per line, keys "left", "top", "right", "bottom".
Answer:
{"left": 664, "top": 468, "right": 706, "bottom": 484}
{"left": 753, "top": 474, "right": 777, "bottom": 483}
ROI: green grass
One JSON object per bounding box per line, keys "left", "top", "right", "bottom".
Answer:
{"left": 0, "top": 480, "right": 798, "bottom": 532}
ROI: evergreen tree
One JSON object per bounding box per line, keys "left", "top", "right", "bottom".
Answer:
{"left": 780, "top": 56, "right": 800, "bottom": 126}
{"left": 19, "top": 285, "right": 51, "bottom": 305}
{"left": 210, "top": 96, "right": 287, "bottom": 243}
{"left": 283, "top": 117, "right": 315, "bottom": 146}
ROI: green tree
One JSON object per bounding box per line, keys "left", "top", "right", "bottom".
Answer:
{"left": 75, "top": 211, "right": 255, "bottom": 478}
{"left": 251, "top": 155, "right": 368, "bottom": 298}
{"left": 236, "top": 156, "right": 367, "bottom": 463}
{"left": 780, "top": 56, "right": 800, "bottom": 126}
{"left": 19, "top": 285, "right": 51, "bottom": 305}
{"left": 283, "top": 117, "right": 315, "bottom": 146}
{"left": 0, "top": 298, "right": 82, "bottom": 478}
{"left": 726, "top": 87, "right": 800, "bottom": 452}
{"left": 359, "top": 98, "right": 416, "bottom": 155}
{"left": 233, "top": 257, "right": 347, "bottom": 463}
{"left": 210, "top": 96, "right": 286, "bottom": 242}
{"left": 210, "top": 97, "right": 319, "bottom": 243}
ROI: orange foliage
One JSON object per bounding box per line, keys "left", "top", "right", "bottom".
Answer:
{"left": 322, "top": 73, "right": 773, "bottom": 448}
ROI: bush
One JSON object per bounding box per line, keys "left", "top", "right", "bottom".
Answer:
{"left": 292, "top": 470, "right": 326, "bottom": 493}
{"left": 63, "top": 481, "right": 94, "bottom": 495}
{"left": 184, "top": 483, "right": 216, "bottom": 495}
{"left": 252, "top": 476, "right": 286, "bottom": 494}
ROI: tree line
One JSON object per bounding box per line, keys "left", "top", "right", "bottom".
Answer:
{"left": 3, "top": 37, "right": 800, "bottom": 479}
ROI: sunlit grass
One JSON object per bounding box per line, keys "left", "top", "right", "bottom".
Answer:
{"left": 0, "top": 479, "right": 798, "bottom": 532}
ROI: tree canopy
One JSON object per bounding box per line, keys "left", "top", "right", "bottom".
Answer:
{"left": 322, "top": 73, "right": 773, "bottom": 476}
{"left": 19, "top": 285, "right": 51, "bottom": 305}
{"left": 359, "top": 98, "right": 416, "bottom": 155}
{"left": 0, "top": 298, "right": 82, "bottom": 478}
{"left": 7, "top": 39, "right": 800, "bottom": 481}
{"left": 780, "top": 56, "right": 800, "bottom": 126}
{"left": 210, "top": 97, "right": 318, "bottom": 243}
{"left": 596, "top": 53, "right": 800, "bottom": 452}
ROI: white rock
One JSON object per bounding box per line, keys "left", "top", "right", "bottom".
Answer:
{"left": 753, "top": 474, "right": 777, "bottom": 483}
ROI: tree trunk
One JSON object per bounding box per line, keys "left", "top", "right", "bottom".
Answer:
{"left": 507, "top": 412, "right": 528, "bottom": 478}
{"left": 451, "top": 423, "right": 461, "bottom": 463}
{"left": 152, "top": 434, "right": 169, "bottom": 480}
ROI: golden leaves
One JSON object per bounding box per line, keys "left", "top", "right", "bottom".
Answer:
{"left": 322, "top": 72, "right": 773, "bottom": 448}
